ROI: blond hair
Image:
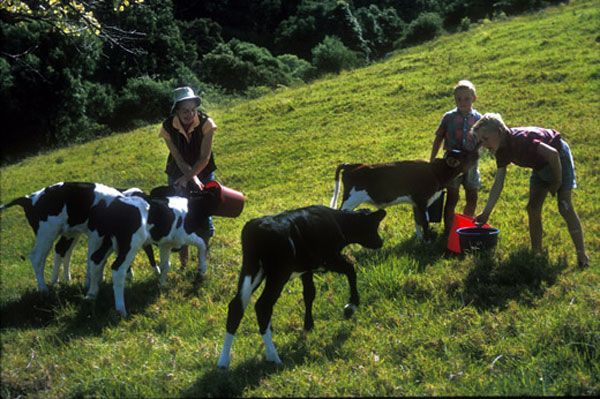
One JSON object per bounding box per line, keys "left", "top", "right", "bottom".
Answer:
{"left": 472, "top": 113, "right": 510, "bottom": 135}
{"left": 454, "top": 80, "right": 476, "bottom": 97}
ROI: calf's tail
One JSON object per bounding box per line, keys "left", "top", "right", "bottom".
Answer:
{"left": 330, "top": 163, "right": 360, "bottom": 209}
{"left": 330, "top": 164, "right": 344, "bottom": 208}
{"left": 0, "top": 196, "right": 31, "bottom": 213}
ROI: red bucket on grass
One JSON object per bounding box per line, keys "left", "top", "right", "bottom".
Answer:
{"left": 205, "top": 181, "right": 245, "bottom": 218}
{"left": 447, "top": 213, "right": 490, "bottom": 254}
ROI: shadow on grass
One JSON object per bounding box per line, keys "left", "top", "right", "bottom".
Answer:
{"left": 354, "top": 230, "right": 447, "bottom": 273}
{"left": 461, "top": 247, "right": 568, "bottom": 310}
{"left": 183, "top": 325, "right": 352, "bottom": 397}
{"left": 0, "top": 277, "right": 161, "bottom": 336}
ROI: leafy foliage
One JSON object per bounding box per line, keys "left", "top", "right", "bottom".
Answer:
{"left": 401, "top": 12, "right": 445, "bottom": 46}
{"left": 0, "top": 0, "right": 566, "bottom": 164}
{"left": 1, "top": 1, "right": 599, "bottom": 396}
{"left": 355, "top": 5, "right": 405, "bottom": 58}
{"left": 311, "top": 36, "right": 363, "bottom": 74}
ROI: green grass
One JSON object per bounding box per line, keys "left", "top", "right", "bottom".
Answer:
{"left": 1, "top": 1, "right": 599, "bottom": 397}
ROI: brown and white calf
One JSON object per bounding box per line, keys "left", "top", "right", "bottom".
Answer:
{"left": 217, "top": 205, "right": 386, "bottom": 369}
{"left": 330, "top": 149, "right": 480, "bottom": 241}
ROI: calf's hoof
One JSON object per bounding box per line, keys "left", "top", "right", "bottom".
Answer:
{"left": 265, "top": 355, "right": 283, "bottom": 365}
{"left": 343, "top": 303, "right": 357, "bottom": 319}
{"left": 303, "top": 320, "right": 314, "bottom": 331}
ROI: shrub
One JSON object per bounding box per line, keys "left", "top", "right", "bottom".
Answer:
{"left": 311, "top": 35, "right": 362, "bottom": 74}
{"left": 459, "top": 16, "right": 472, "bottom": 32}
{"left": 276, "top": 54, "right": 318, "bottom": 82}
{"left": 402, "top": 12, "right": 444, "bottom": 46}
{"left": 199, "top": 40, "right": 293, "bottom": 91}
{"left": 111, "top": 77, "right": 172, "bottom": 130}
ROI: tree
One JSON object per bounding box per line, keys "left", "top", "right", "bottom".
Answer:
{"left": 327, "top": 1, "right": 370, "bottom": 61}
{"left": 94, "top": 0, "right": 194, "bottom": 87}
{"left": 0, "top": 0, "right": 146, "bottom": 53}
{"left": 275, "top": 0, "right": 368, "bottom": 61}
{"left": 199, "top": 40, "right": 292, "bottom": 91}
{"left": 356, "top": 5, "right": 405, "bottom": 58}
{"left": 311, "top": 35, "right": 362, "bottom": 74}
{"left": 177, "top": 18, "right": 224, "bottom": 59}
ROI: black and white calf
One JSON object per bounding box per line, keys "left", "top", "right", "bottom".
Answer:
{"left": 0, "top": 182, "right": 141, "bottom": 293}
{"left": 330, "top": 149, "right": 480, "bottom": 241}
{"left": 1, "top": 182, "right": 220, "bottom": 316}
{"left": 49, "top": 187, "right": 155, "bottom": 287}
{"left": 217, "top": 205, "right": 386, "bottom": 369}
{"left": 144, "top": 186, "right": 220, "bottom": 285}
{"left": 84, "top": 185, "right": 221, "bottom": 316}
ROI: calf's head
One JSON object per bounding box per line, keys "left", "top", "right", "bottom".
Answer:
{"left": 444, "top": 146, "right": 480, "bottom": 173}
{"left": 339, "top": 208, "right": 386, "bottom": 249}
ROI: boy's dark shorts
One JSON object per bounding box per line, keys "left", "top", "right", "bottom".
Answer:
{"left": 530, "top": 139, "right": 577, "bottom": 191}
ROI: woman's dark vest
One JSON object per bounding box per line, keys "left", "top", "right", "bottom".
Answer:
{"left": 163, "top": 113, "right": 217, "bottom": 180}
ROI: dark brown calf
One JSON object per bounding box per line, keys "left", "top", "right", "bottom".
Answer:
{"left": 330, "top": 149, "right": 479, "bottom": 240}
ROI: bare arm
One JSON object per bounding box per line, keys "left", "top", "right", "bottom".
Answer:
{"left": 162, "top": 133, "right": 193, "bottom": 176}
{"left": 474, "top": 166, "right": 507, "bottom": 225}
{"left": 187, "top": 127, "right": 214, "bottom": 179}
{"left": 429, "top": 135, "right": 444, "bottom": 163}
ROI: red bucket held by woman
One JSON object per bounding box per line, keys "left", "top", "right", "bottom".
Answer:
{"left": 205, "top": 181, "right": 245, "bottom": 218}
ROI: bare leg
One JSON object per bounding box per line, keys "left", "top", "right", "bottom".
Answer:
{"left": 463, "top": 188, "right": 478, "bottom": 217}
{"left": 527, "top": 188, "right": 548, "bottom": 253}
{"left": 557, "top": 190, "right": 589, "bottom": 267}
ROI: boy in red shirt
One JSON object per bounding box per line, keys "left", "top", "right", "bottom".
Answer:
{"left": 472, "top": 113, "right": 589, "bottom": 267}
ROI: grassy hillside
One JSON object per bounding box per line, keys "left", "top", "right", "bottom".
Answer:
{"left": 1, "top": 0, "right": 599, "bottom": 397}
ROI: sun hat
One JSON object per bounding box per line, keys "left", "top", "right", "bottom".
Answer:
{"left": 171, "top": 86, "right": 201, "bottom": 114}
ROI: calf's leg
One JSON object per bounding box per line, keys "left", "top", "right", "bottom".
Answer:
{"left": 51, "top": 235, "right": 79, "bottom": 284}
{"left": 142, "top": 244, "right": 160, "bottom": 275}
{"left": 217, "top": 267, "right": 265, "bottom": 369}
{"left": 328, "top": 254, "right": 360, "bottom": 319}
{"left": 158, "top": 246, "right": 172, "bottom": 286}
{"left": 301, "top": 273, "right": 316, "bottom": 331}
{"left": 196, "top": 239, "right": 208, "bottom": 278}
{"left": 29, "top": 226, "right": 61, "bottom": 293}
{"left": 110, "top": 246, "right": 140, "bottom": 317}
{"left": 255, "top": 275, "right": 288, "bottom": 365}
{"left": 85, "top": 236, "right": 112, "bottom": 301}
{"left": 412, "top": 204, "right": 430, "bottom": 241}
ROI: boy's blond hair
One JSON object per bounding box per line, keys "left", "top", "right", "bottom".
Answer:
{"left": 454, "top": 80, "right": 476, "bottom": 97}
{"left": 472, "top": 112, "right": 510, "bottom": 135}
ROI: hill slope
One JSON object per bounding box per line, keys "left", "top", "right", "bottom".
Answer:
{"left": 1, "top": 1, "right": 598, "bottom": 397}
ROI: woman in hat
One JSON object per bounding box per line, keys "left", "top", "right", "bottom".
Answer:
{"left": 159, "top": 86, "right": 217, "bottom": 268}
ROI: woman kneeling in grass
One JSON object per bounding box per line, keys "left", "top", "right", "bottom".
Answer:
{"left": 472, "top": 113, "right": 589, "bottom": 267}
